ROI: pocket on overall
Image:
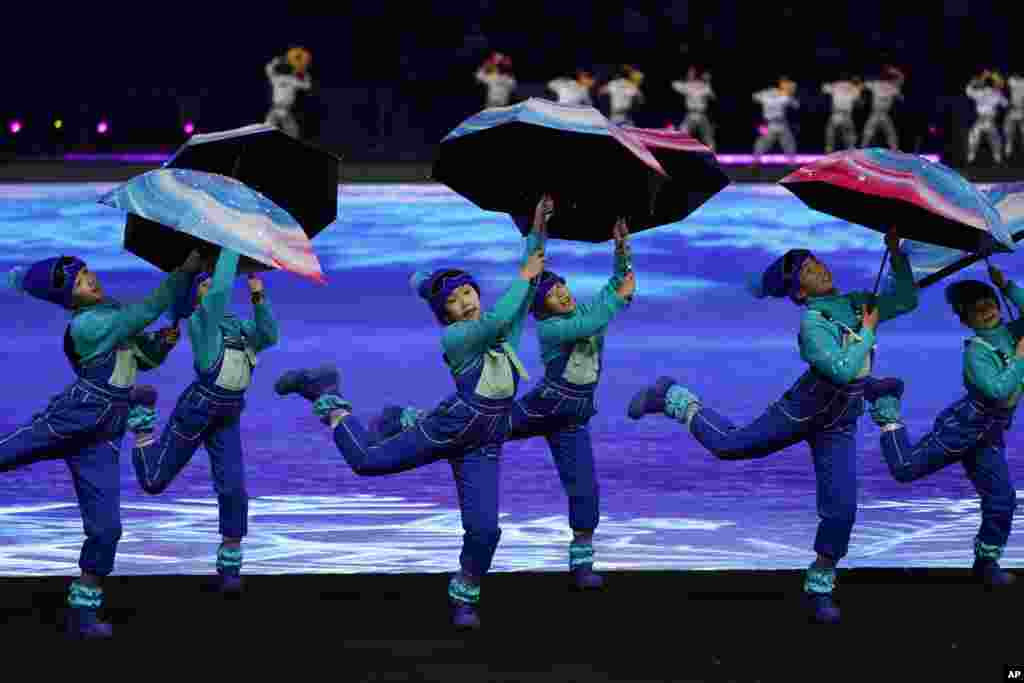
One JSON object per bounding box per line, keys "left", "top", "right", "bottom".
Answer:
{"left": 171, "top": 390, "right": 214, "bottom": 441}
{"left": 44, "top": 387, "right": 111, "bottom": 439}
{"left": 420, "top": 399, "right": 481, "bottom": 446}
{"left": 522, "top": 387, "right": 566, "bottom": 418}
{"left": 776, "top": 375, "right": 839, "bottom": 422}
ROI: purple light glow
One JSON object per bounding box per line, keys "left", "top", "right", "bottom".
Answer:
{"left": 96, "top": 121, "right": 109, "bottom": 134}
{"left": 184, "top": 122, "right": 195, "bottom": 135}
{"left": 8, "top": 121, "right": 21, "bottom": 134}
{"left": 63, "top": 153, "right": 170, "bottom": 163}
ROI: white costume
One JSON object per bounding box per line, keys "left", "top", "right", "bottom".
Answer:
{"left": 822, "top": 81, "right": 862, "bottom": 152}
{"left": 1003, "top": 76, "right": 1024, "bottom": 157}
{"left": 601, "top": 78, "right": 644, "bottom": 125}
{"left": 264, "top": 57, "right": 311, "bottom": 139}
{"left": 753, "top": 88, "right": 799, "bottom": 155}
{"left": 967, "top": 81, "right": 1008, "bottom": 163}
{"left": 476, "top": 68, "right": 516, "bottom": 108}
{"left": 861, "top": 79, "right": 902, "bottom": 149}
{"left": 671, "top": 79, "right": 715, "bottom": 149}
{"left": 547, "top": 78, "right": 592, "bottom": 106}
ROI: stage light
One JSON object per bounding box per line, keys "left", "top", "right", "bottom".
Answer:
{"left": 97, "top": 120, "right": 109, "bottom": 134}
{"left": 54, "top": 119, "right": 63, "bottom": 130}
{"left": 8, "top": 120, "right": 21, "bottom": 134}
{"left": 184, "top": 121, "right": 195, "bottom": 135}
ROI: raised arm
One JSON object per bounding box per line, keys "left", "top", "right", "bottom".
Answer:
{"left": 239, "top": 275, "right": 279, "bottom": 353}
{"left": 874, "top": 236, "right": 918, "bottom": 322}
{"left": 189, "top": 248, "right": 240, "bottom": 372}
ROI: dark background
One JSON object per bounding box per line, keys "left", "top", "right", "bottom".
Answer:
{"left": 0, "top": 2, "right": 1017, "bottom": 164}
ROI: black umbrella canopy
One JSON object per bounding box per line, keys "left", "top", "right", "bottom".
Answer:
{"left": 433, "top": 122, "right": 670, "bottom": 242}
{"left": 782, "top": 181, "right": 1011, "bottom": 255}
{"left": 123, "top": 214, "right": 269, "bottom": 275}
{"left": 164, "top": 124, "right": 341, "bottom": 240}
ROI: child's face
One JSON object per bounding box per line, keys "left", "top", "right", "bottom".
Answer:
{"left": 445, "top": 284, "right": 481, "bottom": 323}
{"left": 965, "top": 297, "right": 1001, "bottom": 330}
{"left": 545, "top": 281, "right": 576, "bottom": 316}
{"left": 72, "top": 267, "right": 103, "bottom": 307}
{"left": 797, "top": 256, "right": 833, "bottom": 300}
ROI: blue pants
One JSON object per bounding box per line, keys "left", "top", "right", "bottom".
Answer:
{"left": 0, "top": 380, "right": 128, "bottom": 576}
{"left": 132, "top": 382, "right": 248, "bottom": 539}
{"left": 880, "top": 396, "right": 1015, "bottom": 548}
{"left": 686, "top": 372, "right": 865, "bottom": 561}
{"left": 507, "top": 380, "right": 599, "bottom": 532}
{"left": 333, "top": 394, "right": 507, "bottom": 578}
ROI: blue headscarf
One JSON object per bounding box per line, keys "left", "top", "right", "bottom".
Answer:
{"left": 410, "top": 268, "right": 480, "bottom": 325}
{"left": 748, "top": 249, "right": 814, "bottom": 304}
{"left": 22, "top": 256, "right": 86, "bottom": 309}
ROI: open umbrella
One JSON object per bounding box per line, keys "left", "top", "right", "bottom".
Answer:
{"left": 99, "top": 168, "right": 325, "bottom": 284}
{"left": 895, "top": 182, "right": 1024, "bottom": 289}
{"left": 164, "top": 123, "right": 341, "bottom": 240}
{"left": 780, "top": 148, "right": 1013, "bottom": 301}
{"left": 620, "top": 126, "right": 730, "bottom": 229}
{"left": 433, "top": 97, "right": 674, "bottom": 242}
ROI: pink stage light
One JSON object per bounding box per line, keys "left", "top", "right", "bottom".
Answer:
{"left": 184, "top": 121, "right": 195, "bottom": 135}
{"left": 8, "top": 120, "right": 21, "bottom": 134}
{"left": 96, "top": 121, "right": 109, "bottom": 134}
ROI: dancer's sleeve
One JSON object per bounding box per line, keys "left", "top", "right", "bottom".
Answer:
{"left": 965, "top": 343, "right": 1024, "bottom": 401}
{"left": 240, "top": 295, "right": 280, "bottom": 353}
{"left": 131, "top": 331, "right": 173, "bottom": 371}
{"left": 873, "top": 248, "right": 919, "bottom": 322}
{"left": 799, "top": 311, "right": 875, "bottom": 385}
{"left": 1003, "top": 282, "right": 1024, "bottom": 338}
{"left": 504, "top": 230, "right": 544, "bottom": 352}
{"left": 189, "top": 249, "right": 240, "bottom": 372}
{"left": 475, "top": 69, "right": 490, "bottom": 85}
{"left": 671, "top": 81, "right": 686, "bottom": 95}
{"left": 71, "top": 270, "right": 191, "bottom": 361}
{"left": 266, "top": 58, "right": 281, "bottom": 79}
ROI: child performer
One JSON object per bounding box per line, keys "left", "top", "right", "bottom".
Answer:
{"left": 372, "top": 218, "right": 637, "bottom": 589}
{"left": 966, "top": 70, "right": 1009, "bottom": 165}
{"left": 822, "top": 74, "right": 863, "bottom": 153}
{"left": 861, "top": 66, "right": 904, "bottom": 150}
{"left": 547, "top": 69, "right": 595, "bottom": 106}
{"left": 627, "top": 229, "right": 917, "bottom": 624}
{"left": 0, "top": 251, "right": 200, "bottom": 638}
{"left": 600, "top": 65, "right": 645, "bottom": 126}
{"left": 273, "top": 197, "right": 549, "bottom": 630}
{"left": 1003, "top": 72, "right": 1024, "bottom": 159}
{"left": 866, "top": 264, "right": 1019, "bottom": 587}
{"left": 264, "top": 49, "right": 312, "bottom": 139}
{"left": 672, "top": 67, "right": 716, "bottom": 151}
{"left": 753, "top": 77, "right": 800, "bottom": 159}
{"left": 126, "top": 248, "right": 278, "bottom": 594}
{"left": 476, "top": 52, "right": 517, "bottom": 108}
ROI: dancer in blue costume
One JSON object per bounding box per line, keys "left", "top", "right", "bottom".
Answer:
{"left": 628, "top": 228, "right": 917, "bottom": 623}
{"left": 0, "top": 251, "right": 199, "bottom": 638}
{"left": 126, "top": 248, "right": 279, "bottom": 594}
{"left": 274, "top": 196, "right": 549, "bottom": 630}
{"left": 867, "top": 264, "right": 1019, "bottom": 587}
{"left": 372, "top": 217, "right": 636, "bottom": 589}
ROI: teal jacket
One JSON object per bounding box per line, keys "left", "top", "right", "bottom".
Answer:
{"left": 799, "top": 249, "right": 918, "bottom": 385}
{"left": 186, "top": 249, "right": 279, "bottom": 373}
{"left": 537, "top": 244, "right": 631, "bottom": 375}
{"left": 442, "top": 231, "right": 544, "bottom": 375}
{"left": 4, "top": 265, "right": 191, "bottom": 368}
{"left": 963, "top": 281, "right": 1024, "bottom": 405}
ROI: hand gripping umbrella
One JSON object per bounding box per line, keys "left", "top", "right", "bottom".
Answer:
{"left": 780, "top": 148, "right": 1013, "bottom": 305}
{"left": 99, "top": 168, "right": 325, "bottom": 284}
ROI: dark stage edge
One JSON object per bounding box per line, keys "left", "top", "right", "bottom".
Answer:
{"left": 2, "top": 159, "right": 1023, "bottom": 184}
{"left": 1, "top": 570, "right": 1018, "bottom": 679}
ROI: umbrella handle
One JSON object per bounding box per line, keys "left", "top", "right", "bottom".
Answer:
{"left": 867, "top": 248, "right": 890, "bottom": 313}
